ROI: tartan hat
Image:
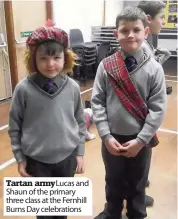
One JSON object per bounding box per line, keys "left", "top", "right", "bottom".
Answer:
{"left": 26, "top": 19, "right": 68, "bottom": 49}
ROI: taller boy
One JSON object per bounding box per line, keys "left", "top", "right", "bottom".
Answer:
{"left": 92, "top": 7, "right": 167, "bottom": 219}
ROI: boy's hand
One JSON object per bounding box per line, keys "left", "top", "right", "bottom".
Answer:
{"left": 18, "top": 161, "right": 32, "bottom": 177}
{"left": 121, "top": 139, "right": 144, "bottom": 158}
{"left": 76, "top": 156, "right": 85, "bottom": 174}
{"left": 104, "top": 137, "right": 127, "bottom": 156}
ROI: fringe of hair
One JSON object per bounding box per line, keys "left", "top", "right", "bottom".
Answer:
{"left": 24, "top": 48, "right": 78, "bottom": 75}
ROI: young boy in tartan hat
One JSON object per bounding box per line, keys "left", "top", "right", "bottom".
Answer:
{"left": 91, "top": 7, "right": 167, "bottom": 219}
{"left": 8, "top": 20, "right": 85, "bottom": 219}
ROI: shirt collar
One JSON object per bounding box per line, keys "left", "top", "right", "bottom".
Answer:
{"left": 29, "top": 72, "right": 66, "bottom": 89}
{"left": 120, "top": 47, "right": 144, "bottom": 64}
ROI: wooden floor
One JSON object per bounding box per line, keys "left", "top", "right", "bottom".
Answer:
{"left": 0, "top": 69, "right": 177, "bottom": 219}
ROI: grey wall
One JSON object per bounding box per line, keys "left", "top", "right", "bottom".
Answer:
{"left": 123, "top": 1, "right": 140, "bottom": 7}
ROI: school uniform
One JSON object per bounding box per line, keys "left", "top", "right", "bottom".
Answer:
{"left": 8, "top": 73, "right": 86, "bottom": 219}
{"left": 91, "top": 48, "right": 167, "bottom": 219}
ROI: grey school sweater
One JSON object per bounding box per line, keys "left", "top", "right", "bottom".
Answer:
{"left": 8, "top": 74, "right": 86, "bottom": 164}
{"left": 91, "top": 49, "right": 167, "bottom": 145}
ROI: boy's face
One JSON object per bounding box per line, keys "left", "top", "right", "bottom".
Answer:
{"left": 147, "top": 8, "right": 165, "bottom": 34}
{"left": 36, "top": 50, "right": 65, "bottom": 78}
{"left": 116, "top": 19, "right": 149, "bottom": 53}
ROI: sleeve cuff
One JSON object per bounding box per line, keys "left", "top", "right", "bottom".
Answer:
{"left": 76, "top": 144, "right": 85, "bottom": 156}
{"left": 101, "top": 134, "right": 113, "bottom": 142}
{"left": 13, "top": 150, "right": 26, "bottom": 163}
{"left": 136, "top": 137, "right": 146, "bottom": 147}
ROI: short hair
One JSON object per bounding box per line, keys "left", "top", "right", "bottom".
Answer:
{"left": 138, "top": 0, "right": 165, "bottom": 18}
{"left": 116, "top": 7, "right": 147, "bottom": 29}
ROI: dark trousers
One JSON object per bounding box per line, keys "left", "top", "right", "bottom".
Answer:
{"left": 26, "top": 150, "right": 77, "bottom": 219}
{"left": 102, "top": 134, "right": 152, "bottom": 219}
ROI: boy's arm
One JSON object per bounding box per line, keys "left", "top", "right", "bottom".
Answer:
{"left": 154, "top": 47, "right": 171, "bottom": 65}
{"left": 91, "top": 62, "right": 112, "bottom": 141}
{"left": 142, "top": 40, "right": 171, "bottom": 65}
{"left": 136, "top": 65, "right": 167, "bottom": 145}
{"left": 8, "top": 84, "right": 26, "bottom": 163}
{"left": 74, "top": 84, "right": 86, "bottom": 156}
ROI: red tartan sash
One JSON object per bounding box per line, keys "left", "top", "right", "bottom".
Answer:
{"left": 103, "top": 51, "right": 159, "bottom": 147}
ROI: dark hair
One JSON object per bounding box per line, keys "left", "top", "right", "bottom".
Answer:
{"left": 138, "top": 1, "right": 165, "bottom": 18}
{"left": 116, "top": 6, "right": 147, "bottom": 29}
{"left": 36, "top": 41, "right": 64, "bottom": 56}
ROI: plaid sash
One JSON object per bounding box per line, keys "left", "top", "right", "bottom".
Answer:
{"left": 103, "top": 51, "right": 159, "bottom": 147}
